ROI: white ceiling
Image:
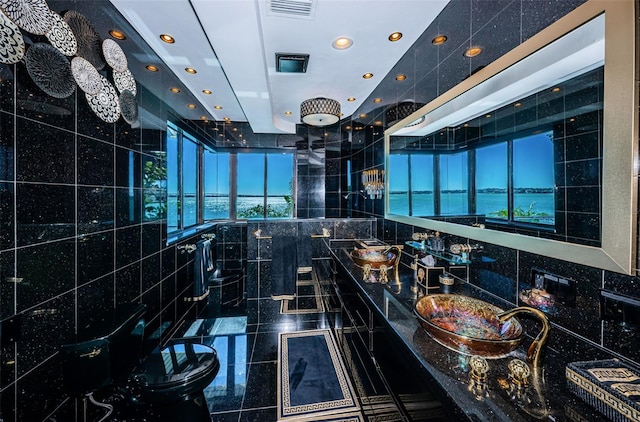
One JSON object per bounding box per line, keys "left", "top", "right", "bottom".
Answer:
{"left": 109, "top": 0, "right": 449, "bottom": 134}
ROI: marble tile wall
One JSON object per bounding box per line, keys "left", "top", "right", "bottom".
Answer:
{"left": 0, "top": 41, "right": 201, "bottom": 422}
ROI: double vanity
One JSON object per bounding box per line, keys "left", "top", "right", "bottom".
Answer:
{"left": 323, "top": 238, "right": 613, "bottom": 422}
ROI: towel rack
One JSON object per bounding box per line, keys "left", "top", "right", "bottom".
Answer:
{"left": 178, "top": 244, "right": 197, "bottom": 253}
{"left": 201, "top": 233, "right": 216, "bottom": 239}
{"left": 184, "top": 290, "right": 209, "bottom": 302}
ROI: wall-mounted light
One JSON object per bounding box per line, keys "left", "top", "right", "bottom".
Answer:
{"left": 362, "top": 169, "right": 384, "bottom": 199}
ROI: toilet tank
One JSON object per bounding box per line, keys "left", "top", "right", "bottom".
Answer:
{"left": 60, "top": 303, "right": 147, "bottom": 396}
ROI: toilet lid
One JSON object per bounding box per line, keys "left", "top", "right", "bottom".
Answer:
{"left": 134, "top": 342, "right": 219, "bottom": 392}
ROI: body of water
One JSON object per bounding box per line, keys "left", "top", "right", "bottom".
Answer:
{"left": 168, "top": 195, "right": 290, "bottom": 226}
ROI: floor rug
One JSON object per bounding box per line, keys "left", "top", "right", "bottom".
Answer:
{"left": 278, "top": 329, "right": 360, "bottom": 421}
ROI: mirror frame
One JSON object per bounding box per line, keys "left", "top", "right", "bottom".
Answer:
{"left": 384, "top": 0, "right": 637, "bottom": 274}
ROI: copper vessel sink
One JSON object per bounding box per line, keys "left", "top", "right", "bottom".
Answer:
{"left": 414, "top": 294, "right": 523, "bottom": 358}
{"left": 350, "top": 248, "right": 397, "bottom": 269}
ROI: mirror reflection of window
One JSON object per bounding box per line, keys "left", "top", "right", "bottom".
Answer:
{"left": 476, "top": 142, "right": 508, "bottom": 220}
{"left": 388, "top": 154, "right": 409, "bottom": 215}
{"left": 439, "top": 152, "right": 468, "bottom": 215}
{"left": 513, "top": 132, "right": 554, "bottom": 225}
{"left": 411, "top": 155, "right": 434, "bottom": 216}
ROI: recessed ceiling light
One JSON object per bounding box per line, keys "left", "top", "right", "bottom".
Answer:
{"left": 185, "top": 67, "right": 197, "bottom": 74}
{"left": 345, "top": 126, "right": 352, "bottom": 130}
{"left": 363, "top": 72, "right": 373, "bottom": 79}
{"left": 432, "top": 35, "right": 447, "bottom": 45}
{"left": 202, "top": 89, "right": 212, "bottom": 95}
{"left": 359, "top": 113, "right": 367, "bottom": 119}
{"left": 396, "top": 74, "right": 406, "bottom": 81}
{"left": 514, "top": 102, "right": 522, "bottom": 107}
{"left": 284, "top": 111, "right": 292, "bottom": 115}
{"left": 200, "top": 116, "right": 207, "bottom": 120}
{"left": 160, "top": 34, "right": 175, "bottom": 44}
{"left": 373, "top": 98, "right": 382, "bottom": 104}
{"left": 485, "top": 114, "right": 491, "bottom": 118}
{"left": 214, "top": 105, "right": 223, "bottom": 110}
{"left": 146, "top": 65, "right": 159, "bottom": 72}
{"left": 169, "top": 87, "right": 180, "bottom": 93}
{"left": 332, "top": 36, "right": 353, "bottom": 50}
{"left": 464, "top": 46, "right": 482, "bottom": 57}
{"left": 552, "top": 87, "right": 561, "bottom": 92}
{"left": 187, "top": 104, "right": 196, "bottom": 109}
{"left": 232, "top": 127, "right": 238, "bottom": 132}
{"left": 374, "top": 121, "right": 382, "bottom": 126}
{"left": 347, "top": 97, "right": 356, "bottom": 102}
{"left": 109, "top": 29, "right": 126, "bottom": 40}
{"left": 388, "top": 32, "right": 403, "bottom": 42}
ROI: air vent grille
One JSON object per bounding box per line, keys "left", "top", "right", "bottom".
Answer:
{"left": 268, "top": 0, "right": 314, "bottom": 18}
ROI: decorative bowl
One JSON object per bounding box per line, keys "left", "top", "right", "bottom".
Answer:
{"left": 414, "top": 294, "right": 523, "bottom": 358}
{"left": 350, "top": 248, "right": 397, "bottom": 269}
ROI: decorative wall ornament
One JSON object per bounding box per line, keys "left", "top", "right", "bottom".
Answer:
{"left": 63, "top": 10, "right": 104, "bottom": 70}
{"left": 102, "top": 39, "right": 127, "bottom": 72}
{"left": 71, "top": 56, "right": 101, "bottom": 95}
{"left": 0, "top": 9, "right": 25, "bottom": 64}
{"left": 24, "top": 42, "right": 75, "bottom": 98}
{"left": 113, "top": 68, "right": 136, "bottom": 95}
{"left": 119, "top": 89, "right": 138, "bottom": 125}
{"left": 0, "top": 0, "right": 52, "bottom": 35}
{"left": 45, "top": 10, "right": 77, "bottom": 56}
{"left": 85, "top": 74, "right": 120, "bottom": 123}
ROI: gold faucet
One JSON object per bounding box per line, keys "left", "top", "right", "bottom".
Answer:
{"left": 496, "top": 307, "right": 550, "bottom": 368}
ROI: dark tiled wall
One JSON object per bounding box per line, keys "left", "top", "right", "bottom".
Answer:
{"left": 329, "top": 0, "right": 640, "bottom": 367}
{"left": 245, "top": 219, "right": 375, "bottom": 326}
{"left": 0, "top": 34, "right": 201, "bottom": 422}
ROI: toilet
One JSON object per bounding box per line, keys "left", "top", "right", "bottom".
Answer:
{"left": 60, "top": 303, "right": 219, "bottom": 421}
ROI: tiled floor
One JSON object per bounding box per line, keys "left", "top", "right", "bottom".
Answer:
{"left": 172, "top": 281, "right": 348, "bottom": 421}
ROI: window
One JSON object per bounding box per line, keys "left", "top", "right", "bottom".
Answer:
{"left": 204, "top": 149, "right": 230, "bottom": 220}
{"left": 181, "top": 135, "right": 199, "bottom": 228}
{"left": 167, "top": 126, "right": 179, "bottom": 233}
{"left": 166, "top": 121, "right": 296, "bottom": 236}
{"left": 236, "top": 153, "right": 294, "bottom": 219}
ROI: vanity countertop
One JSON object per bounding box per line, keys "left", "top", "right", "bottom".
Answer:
{"left": 328, "top": 240, "right": 614, "bottom": 422}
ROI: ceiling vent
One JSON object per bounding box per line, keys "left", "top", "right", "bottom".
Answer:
{"left": 267, "top": 0, "right": 315, "bottom": 18}
{"left": 276, "top": 53, "right": 309, "bottom": 73}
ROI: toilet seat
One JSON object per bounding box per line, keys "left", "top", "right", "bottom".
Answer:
{"left": 131, "top": 342, "right": 220, "bottom": 402}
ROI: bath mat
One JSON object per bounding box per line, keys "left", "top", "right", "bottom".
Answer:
{"left": 278, "top": 329, "right": 360, "bottom": 421}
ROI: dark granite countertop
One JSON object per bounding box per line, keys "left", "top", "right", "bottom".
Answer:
{"left": 327, "top": 240, "right": 611, "bottom": 422}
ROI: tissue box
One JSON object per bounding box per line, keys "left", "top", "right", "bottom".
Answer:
{"left": 566, "top": 359, "right": 640, "bottom": 421}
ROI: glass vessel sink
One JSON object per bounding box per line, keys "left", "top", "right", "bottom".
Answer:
{"left": 350, "top": 248, "right": 397, "bottom": 269}
{"left": 414, "top": 294, "right": 523, "bottom": 358}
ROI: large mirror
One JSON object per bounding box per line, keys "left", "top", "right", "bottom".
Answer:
{"left": 385, "top": 0, "right": 637, "bottom": 274}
